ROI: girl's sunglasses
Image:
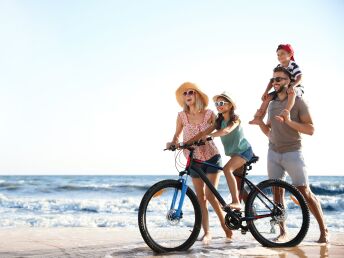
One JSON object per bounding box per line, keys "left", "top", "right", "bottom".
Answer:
{"left": 183, "top": 90, "right": 195, "bottom": 96}
{"left": 270, "top": 77, "right": 288, "bottom": 83}
{"left": 215, "top": 101, "right": 229, "bottom": 107}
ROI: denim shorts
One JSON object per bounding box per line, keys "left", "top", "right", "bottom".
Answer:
{"left": 189, "top": 154, "right": 222, "bottom": 178}
{"left": 232, "top": 147, "right": 254, "bottom": 162}
{"left": 267, "top": 149, "right": 308, "bottom": 186}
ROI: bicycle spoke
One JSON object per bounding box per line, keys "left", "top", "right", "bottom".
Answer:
{"left": 139, "top": 180, "right": 201, "bottom": 252}
{"left": 246, "top": 180, "right": 309, "bottom": 247}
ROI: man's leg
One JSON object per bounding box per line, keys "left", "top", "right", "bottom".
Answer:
{"left": 297, "top": 186, "right": 329, "bottom": 243}
{"left": 267, "top": 149, "right": 288, "bottom": 240}
{"left": 282, "top": 151, "right": 329, "bottom": 243}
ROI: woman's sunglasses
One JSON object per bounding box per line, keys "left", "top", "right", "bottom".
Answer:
{"left": 183, "top": 90, "right": 195, "bottom": 96}
{"left": 270, "top": 77, "right": 288, "bottom": 83}
{"left": 215, "top": 101, "right": 229, "bottom": 107}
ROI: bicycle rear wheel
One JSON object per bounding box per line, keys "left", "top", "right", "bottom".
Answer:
{"left": 138, "top": 179, "right": 201, "bottom": 253}
{"left": 245, "top": 179, "right": 310, "bottom": 247}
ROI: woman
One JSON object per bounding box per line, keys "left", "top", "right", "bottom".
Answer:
{"left": 166, "top": 82, "right": 233, "bottom": 244}
{"left": 186, "top": 92, "right": 254, "bottom": 211}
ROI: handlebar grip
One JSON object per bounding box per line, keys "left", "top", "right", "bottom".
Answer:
{"left": 164, "top": 145, "right": 177, "bottom": 151}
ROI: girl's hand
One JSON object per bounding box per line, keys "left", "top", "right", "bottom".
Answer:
{"left": 200, "top": 135, "right": 209, "bottom": 142}
{"left": 287, "top": 86, "right": 296, "bottom": 96}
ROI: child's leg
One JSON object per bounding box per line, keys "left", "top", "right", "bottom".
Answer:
{"left": 223, "top": 156, "right": 247, "bottom": 210}
{"left": 249, "top": 95, "right": 273, "bottom": 125}
{"left": 275, "top": 88, "right": 296, "bottom": 123}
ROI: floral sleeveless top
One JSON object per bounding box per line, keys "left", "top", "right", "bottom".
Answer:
{"left": 179, "top": 109, "right": 220, "bottom": 161}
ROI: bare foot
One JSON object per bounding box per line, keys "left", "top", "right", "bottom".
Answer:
{"left": 275, "top": 115, "right": 285, "bottom": 123}
{"left": 318, "top": 228, "right": 329, "bottom": 244}
{"left": 275, "top": 233, "right": 289, "bottom": 242}
{"left": 249, "top": 117, "right": 263, "bottom": 125}
{"left": 229, "top": 202, "right": 242, "bottom": 211}
{"left": 202, "top": 232, "right": 212, "bottom": 245}
{"left": 221, "top": 223, "right": 233, "bottom": 240}
{"left": 225, "top": 237, "right": 233, "bottom": 243}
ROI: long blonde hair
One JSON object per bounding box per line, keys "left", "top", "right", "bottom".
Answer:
{"left": 183, "top": 91, "right": 205, "bottom": 112}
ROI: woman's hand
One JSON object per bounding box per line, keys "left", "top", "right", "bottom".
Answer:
{"left": 166, "top": 142, "right": 175, "bottom": 149}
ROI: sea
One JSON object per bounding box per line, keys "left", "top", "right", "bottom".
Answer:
{"left": 0, "top": 175, "right": 343, "bottom": 232}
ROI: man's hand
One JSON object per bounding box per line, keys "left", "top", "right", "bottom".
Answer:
{"left": 280, "top": 109, "right": 291, "bottom": 123}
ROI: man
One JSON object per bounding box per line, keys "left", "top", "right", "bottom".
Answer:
{"left": 256, "top": 66, "right": 328, "bottom": 243}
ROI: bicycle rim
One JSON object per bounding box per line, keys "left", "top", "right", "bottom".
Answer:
{"left": 246, "top": 179, "right": 310, "bottom": 247}
{"left": 138, "top": 180, "right": 201, "bottom": 252}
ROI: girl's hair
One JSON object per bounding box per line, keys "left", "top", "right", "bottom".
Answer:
{"left": 215, "top": 106, "right": 239, "bottom": 130}
{"left": 183, "top": 91, "right": 205, "bottom": 112}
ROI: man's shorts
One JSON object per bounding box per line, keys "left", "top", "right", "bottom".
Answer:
{"left": 267, "top": 149, "right": 308, "bottom": 186}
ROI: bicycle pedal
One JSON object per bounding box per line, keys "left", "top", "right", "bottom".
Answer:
{"left": 241, "top": 229, "right": 247, "bottom": 235}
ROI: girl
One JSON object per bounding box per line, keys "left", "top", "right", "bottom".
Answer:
{"left": 185, "top": 92, "right": 254, "bottom": 210}
{"left": 167, "top": 82, "right": 233, "bottom": 244}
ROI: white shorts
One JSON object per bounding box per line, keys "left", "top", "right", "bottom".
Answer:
{"left": 267, "top": 149, "right": 308, "bottom": 186}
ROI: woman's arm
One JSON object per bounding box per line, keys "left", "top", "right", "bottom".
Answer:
{"left": 167, "top": 115, "right": 183, "bottom": 148}
{"left": 210, "top": 120, "right": 240, "bottom": 138}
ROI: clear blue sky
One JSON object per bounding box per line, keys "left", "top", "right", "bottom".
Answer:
{"left": 0, "top": 0, "right": 343, "bottom": 175}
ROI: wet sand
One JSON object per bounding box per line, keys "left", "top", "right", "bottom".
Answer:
{"left": 0, "top": 228, "right": 343, "bottom": 257}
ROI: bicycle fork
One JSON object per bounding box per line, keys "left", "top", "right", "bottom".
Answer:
{"left": 169, "top": 176, "right": 188, "bottom": 220}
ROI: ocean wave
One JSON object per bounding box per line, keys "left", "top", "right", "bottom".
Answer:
{"left": 0, "top": 182, "right": 22, "bottom": 190}
{"left": 319, "top": 196, "right": 344, "bottom": 211}
{"left": 0, "top": 213, "right": 138, "bottom": 228}
{"left": 55, "top": 184, "right": 150, "bottom": 192}
{"left": 0, "top": 194, "right": 140, "bottom": 214}
{"left": 310, "top": 183, "right": 344, "bottom": 196}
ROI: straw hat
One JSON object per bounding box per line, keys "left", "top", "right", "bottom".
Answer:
{"left": 213, "top": 91, "right": 237, "bottom": 110}
{"left": 175, "top": 82, "right": 209, "bottom": 108}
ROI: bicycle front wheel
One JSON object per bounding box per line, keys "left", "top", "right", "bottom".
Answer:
{"left": 245, "top": 179, "right": 310, "bottom": 247}
{"left": 138, "top": 179, "right": 201, "bottom": 253}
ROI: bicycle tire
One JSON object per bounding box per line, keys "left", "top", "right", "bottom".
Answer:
{"left": 138, "top": 179, "right": 202, "bottom": 253}
{"left": 245, "top": 179, "right": 310, "bottom": 247}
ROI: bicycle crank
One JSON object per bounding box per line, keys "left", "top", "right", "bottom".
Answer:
{"left": 225, "top": 211, "right": 242, "bottom": 230}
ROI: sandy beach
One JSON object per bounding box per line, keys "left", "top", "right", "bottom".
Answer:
{"left": 0, "top": 227, "right": 343, "bottom": 258}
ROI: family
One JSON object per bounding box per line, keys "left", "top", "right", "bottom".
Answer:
{"left": 166, "top": 44, "right": 328, "bottom": 244}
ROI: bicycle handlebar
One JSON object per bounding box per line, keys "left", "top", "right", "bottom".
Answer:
{"left": 164, "top": 136, "right": 213, "bottom": 151}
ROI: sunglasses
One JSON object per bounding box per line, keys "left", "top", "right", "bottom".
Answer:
{"left": 215, "top": 101, "right": 229, "bottom": 107}
{"left": 270, "top": 77, "right": 288, "bottom": 83}
{"left": 183, "top": 90, "right": 195, "bottom": 96}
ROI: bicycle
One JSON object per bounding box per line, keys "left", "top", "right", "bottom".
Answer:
{"left": 138, "top": 138, "right": 310, "bottom": 253}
